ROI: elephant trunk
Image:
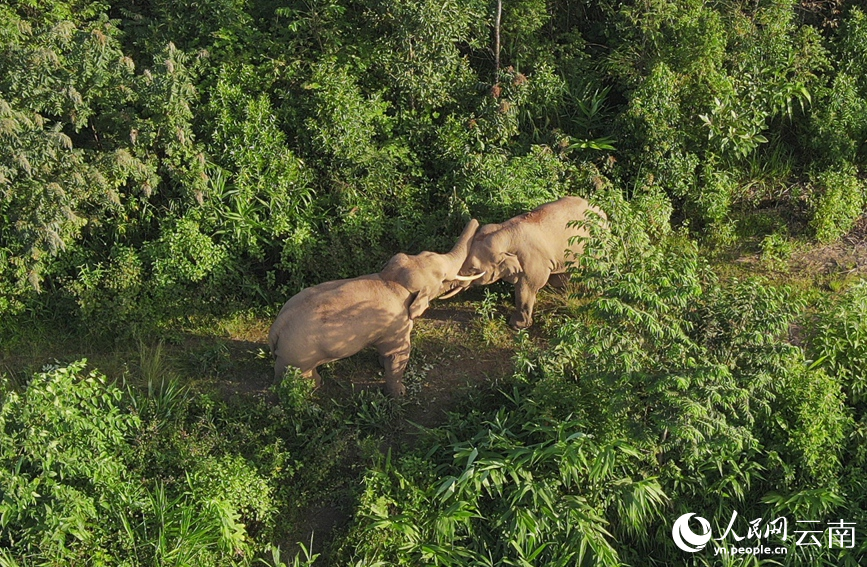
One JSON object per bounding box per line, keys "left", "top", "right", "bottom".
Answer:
{"left": 444, "top": 219, "right": 479, "bottom": 274}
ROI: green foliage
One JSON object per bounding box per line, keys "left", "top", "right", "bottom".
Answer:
{"left": 772, "top": 362, "right": 849, "bottom": 485}
{"left": 610, "top": 0, "right": 832, "bottom": 233}
{"left": 0, "top": 361, "right": 141, "bottom": 563}
{"left": 809, "top": 165, "right": 866, "bottom": 243}
{"left": 361, "top": 0, "right": 486, "bottom": 110}
{"left": 342, "top": 400, "right": 665, "bottom": 566}
{"left": 3, "top": 0, "right": 866, "bottom": 322}
{"left": 0, "top": 360, "right": 299, "bottom": 566}
{"left": 189, "top": 454, "right": 275, "bottom": 552}
{"left": 274, "top": 367, "right": 318, "bottom": 415}
{"left": 5, "top": 1, "right": 867, "bottom": 564}
{"left": 812, "top": 281, "right": 867, "bottom": 404}
{"left": 473, "top": 288, "right": 510, "bottom": 346}
{"left": 760, "top": 230, "right": 794, "bottom": 271}
{"left": 147, "top": 216, "right": 228, "bottom": 287}
{"left": 259, "top": 541, "right": 319, "bottom": 567}
{"left": 805, "top": 72, "right": 867, "bottom": 168}
{"left": 0, "top": 14, "right": 137, "bottom": 300}
{"left": 66, "top": 245, "right": 146, "bottom": 336}
{"left": 205, "top": 67, "right": 312, "bottom": 259}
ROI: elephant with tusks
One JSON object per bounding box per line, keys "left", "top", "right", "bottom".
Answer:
{"left": 454, "top": 196, "right": 607, "bottom": 329}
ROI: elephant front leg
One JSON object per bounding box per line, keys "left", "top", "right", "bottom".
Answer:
{"left": 510, "top": 275, "right": 544, "bottom": 330}
{"left": 376, "top": 331, "right": 412, "bottom": 397}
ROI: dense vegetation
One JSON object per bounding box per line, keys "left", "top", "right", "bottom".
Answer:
{"left": 2, "top": 0, "right": 867, "bottom": 565}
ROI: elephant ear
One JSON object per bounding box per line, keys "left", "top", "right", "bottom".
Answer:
{"left": 500, "top": 251, "right": 521, "bottom": 270}
{"left": 498, "top": 251, "right": 522, "bottom": 283}
{"left": 408, "top": 290, "right": 432, "bottom": 320}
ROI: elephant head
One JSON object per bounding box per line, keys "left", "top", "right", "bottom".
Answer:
{"left": 379, "top": 219, "right": 485, "bottom": 319}
{"left": 452, "top": 224, "right": 520, "bottom": 288}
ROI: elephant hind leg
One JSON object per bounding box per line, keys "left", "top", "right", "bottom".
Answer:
{"left": 304, "top": 368, "right": 322, "bottom": 389}
{"left": 275, "top": 360, "right": 322, "bottom": 389}
{"left": 547, "top": 272, "right": 570, "bottom": 289}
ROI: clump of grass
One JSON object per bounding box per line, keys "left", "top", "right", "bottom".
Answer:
{"left": 473, "top": 289, "right": 512, "bottom": 347}
{"left": 761, "top": 230, "right": 795, "bottom": 271}
{"left": 273, "top": 366, "right": 318, "bottom": 416}
{"left": 131, "top": 340, "right": 189, "bottom": 424}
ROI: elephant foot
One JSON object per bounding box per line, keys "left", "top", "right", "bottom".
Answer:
{"left": 509, "top": 313, "right": 533, "bottom": 330}
{"left": 385, "top": 381, "right": 407, "bottom": 397}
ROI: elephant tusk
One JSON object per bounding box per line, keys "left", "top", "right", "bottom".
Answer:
{"left": 439, "top": 286, "right": 465, "bottom": 300}
{"left": 453, "top": 271, "right": 486, "bottom": 282}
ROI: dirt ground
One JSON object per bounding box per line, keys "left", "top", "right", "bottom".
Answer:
{"left": 214, "top": 294, "right": 519, "bottom": 426}
{"left": 791, "top": 216, "right": 867, "bottom": 278}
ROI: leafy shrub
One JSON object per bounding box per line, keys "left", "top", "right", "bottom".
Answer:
{"left": 805, "top": 73, "right": 867, "bottom": 169}
{"left": 609, "top": 0, "right": 827, "bottom": 236}
{"left": 189, "top": 454, "right": 275, "bottom": 552}
{"left": 66, "top": 245, "right": 147, "bottom": 337}
{"left": 146, "top": 216, "right": 229, "bottom": 288}
{"left": 836, "top": 7, "right": 867, "bottom": 95}
{"left": 205, "top": 66, "right": 313, "bottom": 259}
{"left": 341, "top": 400, "right": 665, "bottom": 567}
{"left": 761, "top": 230, "right": 795, "bottom": 270}
{"left": 455, "top": 144, "right": 566, "bottom": 221}
{"left": 772, "top": 363, "right": 849, "bottom": 485}
{"left": 0, "top": 361, "right": 141, "bottom": 564}
{"left": 361, "top": 0, "right": 486, "bottom": 111}
{"left": 274, "top": 367, "right": 318, "bottom": 416}
{"left": 811, "top": 280, "right": 867, "bottom": 404}
{"left": 0, "top": 361, "right": 284, "bottom": 566}
{"left": 809, "top": 165, "right": 866, "bottom": 243}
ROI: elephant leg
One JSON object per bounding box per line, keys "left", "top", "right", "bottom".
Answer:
{"left": 510, "top": 273, "right": 547, "bottom": 330}
{"left": 274, "top": 359, "right": 288, "bottom": 381}
{"left": 375, "top": 326, "right": 412, "bottom": 397}
{"left": 547, "top": 272, "right": 569, "bottom": 288}
{"left": 281, "top": 365, "right": 322, "bottom": 389}
{"left": 302, "top": 368, "right": 322, "bottom": 389}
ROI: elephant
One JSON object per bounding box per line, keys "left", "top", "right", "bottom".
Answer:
{"left": 268, "top": 219, "right": 485, "bottom": 396}
{"left": 454, "top": 196, "right": 607, "bottom": 329}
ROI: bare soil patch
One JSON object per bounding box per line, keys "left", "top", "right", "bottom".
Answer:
{"left": 790, "top": 215, "right": 867, "bottom": 278}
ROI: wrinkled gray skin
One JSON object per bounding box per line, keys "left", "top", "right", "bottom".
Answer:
{"left": 457, "top": 196, "right": 607, "bottom": 329}
{"left": 268, "top": 219, "right": 482, "bottom": 396}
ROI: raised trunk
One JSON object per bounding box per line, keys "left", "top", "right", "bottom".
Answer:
{"left": 444, "top": 219, "right": 480, "bottom": 273}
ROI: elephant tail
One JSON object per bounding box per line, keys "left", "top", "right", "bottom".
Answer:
{"left": 267, "top": 323, "right": 280, "bottom": 356}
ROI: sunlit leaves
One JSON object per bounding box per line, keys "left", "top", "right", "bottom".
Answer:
{"left": 349, "top": 405, "right": 664, "bottom": 567}
{"left": 812, "top": 281, "right": 867, "bottom": 404}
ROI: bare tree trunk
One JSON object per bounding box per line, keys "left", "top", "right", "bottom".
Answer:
{"left": 494, "top": 0, "right": 502, "bottom": 80}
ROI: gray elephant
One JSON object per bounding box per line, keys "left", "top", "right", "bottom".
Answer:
{"left": 455, "top": 196, "right": 607, "bottom": 329}
{"left": 268, "top": 219, "right": 484, "bottom": 396}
